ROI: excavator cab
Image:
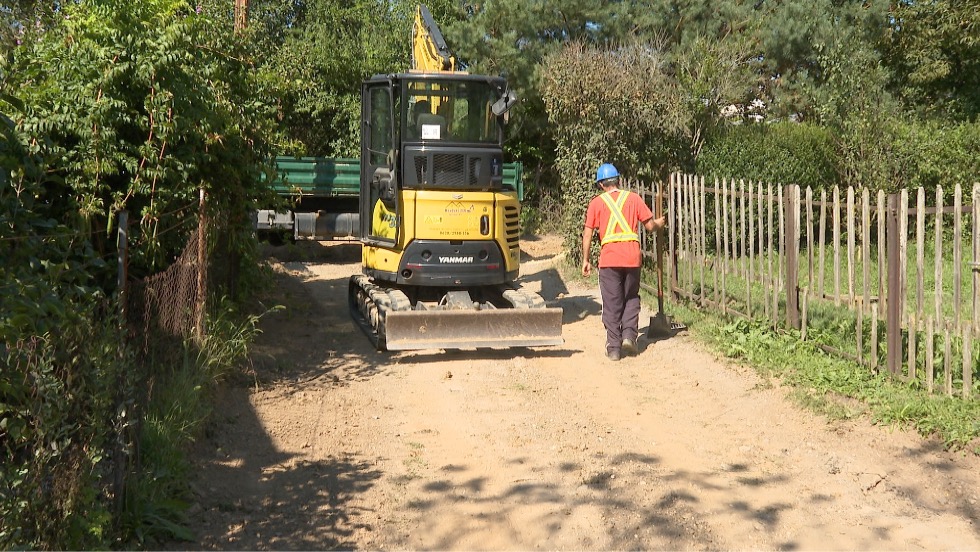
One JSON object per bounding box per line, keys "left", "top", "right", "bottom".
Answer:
{"left": 360, "top": 74, "right": 513, "bottom": 247}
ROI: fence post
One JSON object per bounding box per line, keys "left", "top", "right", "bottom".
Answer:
{"left": 195, "top": 189, "right": 206, "bottom": 342}
{"left": 886, "top": 193, "right": 903, "bottom": 376}
{"left": 113, "top": 210, "right": 129, "bottom": 528}
{"left": 784, "top": 185, "right": 801, "bottom": 329}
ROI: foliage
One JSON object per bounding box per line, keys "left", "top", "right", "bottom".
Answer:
{"left": 5, "top": 0, "right": 281, "bottom": 276}
{"left": 891, "top": 120, "right": 980, "bottom": 196}
{"left": 251, "top": 0, "right": 414, "bottom": 157}
{"left": 697, "top": 122, "right": 841, "bottom": 189}
{"left": 0, "top": 112, "right": 116, "bottom": 549}
{"left": 1, "top": 1, "right": 285, "bottom": 548}
{"left": 542, "top": 37, "right": 751, "bottom": 260}
{"left": 882, "top": 0, "right": 980, "bottom": 120}
{"left": 694, "top": 316, "right": 980, "bottom": 451}
{"left": 119, "top": 300, "right": 278, "bottom": 546}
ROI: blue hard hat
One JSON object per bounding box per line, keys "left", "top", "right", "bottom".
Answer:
{"left": 596, "top": 163, "right": 619, "bottom": 183}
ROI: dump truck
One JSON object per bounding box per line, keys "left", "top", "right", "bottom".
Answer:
{"left": 254, "top": 156, "right": 526, "bottom": 242}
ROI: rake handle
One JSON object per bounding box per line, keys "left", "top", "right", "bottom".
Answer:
{"left": 655, "top": 186, "right": 666, "bottom": 313}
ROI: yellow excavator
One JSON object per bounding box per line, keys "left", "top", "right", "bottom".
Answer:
{"left": 348, "top": 5, "right": 563, "bottom": 351}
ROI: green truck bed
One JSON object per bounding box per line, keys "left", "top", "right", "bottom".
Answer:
{"left": 269, "top": 156, "right": 525, "bottom": 200}
{"left": 256, "top": 156, "right": 525, "bottom": 240}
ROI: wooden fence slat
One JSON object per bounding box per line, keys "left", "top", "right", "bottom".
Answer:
{"left": 801, "top": 286, "right": 809, "bottom": 341}
{"left": 819, "top": 188, "right": 828, "bottom": 300}
{"left": 916, "top": 188, "right": 926, "bottom": 315}
{"left": 857, "top": 300, "right": 864, "bottom": 365}
{"left": 963, "top": 327, "right": 972, "bottom": 399}
{"left": 748, "top": 180, "right": 755, "bottom": 317}
{"left": 759, "top": 182, "right": 767, "bottom": 318}
{"left": 886, "top": 193, "right": 902, "bottom": 376}
{"left": 900, "top": 189, "right": 909, "bottom": 377}
{"left": 762, "top": 183, "right": 769, "bottom": 318}
{"left": 687, "top": 174, "right": 695, "bottom": 295}
{"left": 679, "top": 175, "right": 688, "bottom": 295}
{"left": 776, "top": 184, "right": 784, "bottom": 326}
{"left": 973, "top": 183, "right": 980, "bottom": 333}
{"left": 926, "top": 316, "right": 935, "bottom": 393}
{"left": 700, "top": 176, "right": 706, "bottom": 305}
{"left": 871, "top": 306, "right": 879, "bottom": 372}
{"left": 944, "top": 322, "right": 953, "bottom": 396}
{"left": 954, "top": 183, "right": 962, "bottom": 328}
{"left": 677, "top": 174, "right": 686, "bottom": 293}
{"left": 789, "top": 185, "right": 801, "bottom": 329}
{"left": 862, "top": 188, "right": 871, "bottom": 315}
{"left": 712, "top": 179, "right": 720, "bottom": 307}
{"left": 721, "top": 178, "right": 729, "bottom": 314}
{"left": 878, "top": 190, "right": 886, "bottom": 318}
{"left": 935, "top": 186, "right": 944, "bottom": 326}
{"left": 741, "top": 179, "right": 748, "bottom": 288}
{"left": 806, "top": 187, "right": 814, "bottom": 289}
{"left": 848, "top": 186, "right": 856, "bottom": 303}
{"left": 733, "top": 178, "right": 740, "bottom": 311}
{"left": 730, "top": 178, "right": 738, "bottom": 309}
{"left": 833, "top": 186, "right": 841, "bottom": 306}
{"left": 908, "top": 315, "right": 917, "bottom": 381}
{"left": 669, "top": 173, "right": 677, "bottom": 296}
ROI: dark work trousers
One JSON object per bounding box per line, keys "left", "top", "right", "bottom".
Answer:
{"left": 598, "top": 266, "right": 642, "bottom": 353}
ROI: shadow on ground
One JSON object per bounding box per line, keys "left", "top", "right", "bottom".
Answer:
{"left": 165, "top": 242, "right": 979, "bottom": 550}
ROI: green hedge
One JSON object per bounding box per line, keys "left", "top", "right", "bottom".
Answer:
{"left": 892, "top": 121, "right": 980, "bottom": 193}
{"left": 697, "top": 120, "right": 980, "bottom": 198}
{"left": 696, "top": 122, "right": 841, "bottom": 189}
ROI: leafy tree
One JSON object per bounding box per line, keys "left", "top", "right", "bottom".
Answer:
{"left": 5, "top": 0, "right": 281, "bottom": 274}
{"left": 882, "top": 0, "right": 980, "bottom": 120}
{"left": 254, "top": 0, "right": 415, "bottom": 156}
{"left": 1, "top": 101, "right": 117, "bottom": 549}
{"left": 543, "top": 40, "right": 689, "bottom": 258}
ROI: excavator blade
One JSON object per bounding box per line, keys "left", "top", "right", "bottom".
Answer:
{"left": 384, "top": 307, "right": 563, "bottom": 351}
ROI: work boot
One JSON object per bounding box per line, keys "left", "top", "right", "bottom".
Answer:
{"left": 606, "top": 349, "right": 621, "bottom": 361}
{"left": 621, "top": 338, "right": 637, "bottom": 356}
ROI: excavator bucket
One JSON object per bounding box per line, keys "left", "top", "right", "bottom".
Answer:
{"left": 383, "top": 307, "right": 563, "bottom": 351}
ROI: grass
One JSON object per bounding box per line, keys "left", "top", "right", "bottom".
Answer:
{"left": 671, "top": 234, "right": 980, "bottom": 391}
{"left": 120, "top": 300, "right": 278, "bottom": 546}
{"left": 659, "top": 292, "right": 980, "bottom": 453}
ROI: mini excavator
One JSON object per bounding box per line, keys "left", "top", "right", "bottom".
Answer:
{"left": 348, "top": 5, "right": 563, "bottom": 351}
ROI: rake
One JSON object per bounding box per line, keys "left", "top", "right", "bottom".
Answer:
{"left": 648, "top": 185, "right": 687, "bottom": 339}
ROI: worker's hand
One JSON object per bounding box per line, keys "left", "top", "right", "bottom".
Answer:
{"left": 582, "top": 260, "right": 592, "bottom": 278}
{"left": 654, "top": 216, "right": 667, "bottom": 230}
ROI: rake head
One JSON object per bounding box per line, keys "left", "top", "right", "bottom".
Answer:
{"left": 647, "top": 312, "right": 688, "bottom": 339}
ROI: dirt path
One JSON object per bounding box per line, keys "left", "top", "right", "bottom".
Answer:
{"left": 180, "top": 236, "right": 980, "bottom": 550}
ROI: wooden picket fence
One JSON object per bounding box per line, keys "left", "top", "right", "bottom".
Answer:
{"left": 625, "top": 173, "right": 980, "bottom": 399}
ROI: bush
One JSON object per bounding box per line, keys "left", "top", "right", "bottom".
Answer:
{"left": 697, "top": 122, "right": 841, "bottom": 190}
{"left": 892, "top": 120, "right": 980, "bottom": 196}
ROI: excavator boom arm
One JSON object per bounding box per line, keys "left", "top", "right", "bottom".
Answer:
{"left": 412, "top": 4, "right": 455, "bottom": 72}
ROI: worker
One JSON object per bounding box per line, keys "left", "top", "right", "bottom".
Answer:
{"left": 582, "top": 163, "right": 666, "bottom": 361}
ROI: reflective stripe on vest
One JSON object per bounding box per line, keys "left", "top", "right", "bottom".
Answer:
{"left": 599, "top": 191, "right": 639, "bottom": 245}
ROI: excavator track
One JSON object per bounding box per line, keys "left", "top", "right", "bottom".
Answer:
{"left": 349, "top": 275, "right": 563, "bottom": 351}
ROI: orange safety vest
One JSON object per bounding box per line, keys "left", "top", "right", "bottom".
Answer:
{"left": 598, "top": 191, "right": 639, "bottom": 245}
